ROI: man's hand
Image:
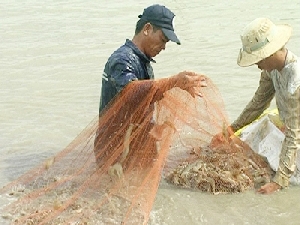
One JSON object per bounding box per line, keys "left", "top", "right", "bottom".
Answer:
{"left": 173, "top": 71, "right": 207, "bottom": 97}
{"left": 210, "top": 125, "right": 235, "bottom": 148}
{"left": 257, "top": 182, "right": 281, "bottom": 194}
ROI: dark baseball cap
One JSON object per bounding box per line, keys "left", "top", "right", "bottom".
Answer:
{"left": 138, "top": 4, "right": 181, "bottom": 45}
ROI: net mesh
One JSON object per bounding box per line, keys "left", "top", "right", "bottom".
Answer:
{"left": 0, "top": 74, "right": 273, "bottom": 224}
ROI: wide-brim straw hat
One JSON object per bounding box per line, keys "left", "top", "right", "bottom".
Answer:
{"left": 237, "top": 18, "right": 292, "bottom": 67}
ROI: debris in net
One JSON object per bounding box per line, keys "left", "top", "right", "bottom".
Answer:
{"left": 166, "top": 137, "right": 273, "bottom": 194}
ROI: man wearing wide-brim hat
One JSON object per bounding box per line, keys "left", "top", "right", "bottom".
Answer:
{"left": 227, "top": 18, "right": 300, "bottom": 194}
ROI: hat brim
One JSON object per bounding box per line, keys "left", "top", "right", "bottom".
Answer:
{"left": 237, "top": 24, "right": 292, "bottom": 67}
{"left": 161, "top": 28, "right": 181, "bottom": 45}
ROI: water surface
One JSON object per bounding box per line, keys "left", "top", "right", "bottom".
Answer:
{"left": 1, "top": 1, "right": 299, "bottom": 224}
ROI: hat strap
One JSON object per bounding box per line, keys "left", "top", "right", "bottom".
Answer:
{"left": 242, "top": 26, "right": 276, "bottom": 53}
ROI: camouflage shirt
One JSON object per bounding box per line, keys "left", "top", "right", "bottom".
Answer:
{"left": 232, "top": 50, "right": 300, "bottom": 187}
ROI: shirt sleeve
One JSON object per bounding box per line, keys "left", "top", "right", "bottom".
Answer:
{"left": 272, "top": 87, "right": 300, "bottom": 187}
{"left": 231, "top": 71, "right": 276, "bottom": 131}
{"left": 110, "top": 60, "right": 139, "bottom": 92}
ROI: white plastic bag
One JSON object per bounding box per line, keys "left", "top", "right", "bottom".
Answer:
{"left": 239, "top": 114, "right": 300, "bottom": 184}
{"left": 239, "top": 115, "right": 283, "bottom": 171}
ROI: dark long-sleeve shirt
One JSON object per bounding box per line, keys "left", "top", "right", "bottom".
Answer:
{"left": 99, "top": 39, "right": 155, "bottom": 113}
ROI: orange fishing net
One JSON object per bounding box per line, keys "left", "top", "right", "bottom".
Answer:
{"left": 0, "top": 73, "right": 272, "bottom": 225}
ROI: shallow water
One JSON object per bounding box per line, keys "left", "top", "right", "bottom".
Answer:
{"left": 1, "top": 0, "right": 300, "bottom": 224}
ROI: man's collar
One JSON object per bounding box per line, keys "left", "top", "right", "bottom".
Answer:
{"left": 125, "top": 39, "right": 156, "bottom": 63}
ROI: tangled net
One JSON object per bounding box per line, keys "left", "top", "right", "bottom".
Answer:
{"left": 0, "top": 73, "right": 272, "bottom": 225}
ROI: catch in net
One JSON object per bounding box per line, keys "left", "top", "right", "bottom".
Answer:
{"left": 0, "top": 73, "right": 272, "bottom": 225}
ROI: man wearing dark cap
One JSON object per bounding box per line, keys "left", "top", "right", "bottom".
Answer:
{"left": 94, "top": 4, "right": 207, "bottom": 167}
{"left": 137, "top": 4, "right": 181, "bottom": 45}
{"left": 98, "top": 4, "right": 206, "bottom": 112}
